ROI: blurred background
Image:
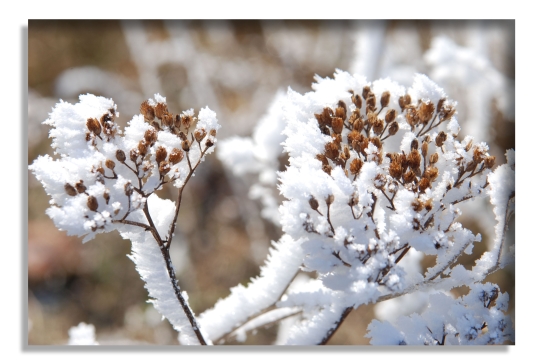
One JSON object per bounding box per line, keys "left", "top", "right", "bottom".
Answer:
{"left": 28, "top": 20, "right": 515, "bottom": 345}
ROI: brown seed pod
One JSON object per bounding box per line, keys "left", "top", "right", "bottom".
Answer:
{"left": 421, "top": 142, "right": 429, "bottom": 157}
{"left": 325, "top": 194, "right": 335, "bottom": 205}
{"left": 388, "top": 121, "right": 399, "bottom": 136}
{"left": 205, "top": 139, "right": 214, "bottom": 148}
{"left": 366, "top": 94, "right": 376, "bottom": 112}
{"left": 138, "top": 140, "right": 148, "bottom": 156}
{"left": 348, "top": 193, "right": 359, "bottom": 207}
{"left": 210, "top": 129, "right": 217, "bottom": 137}
{"left": 412, "top": 199, "right": 424, "bottom": 212}
{"left": 64, "top": 183, "right": 77, "bottom": 196}
{"left": 144, "top": 129, "right": 157, "bottom": 146}
{"left": 322, "top": 165, "right": 332, "bottom": 175}
{"left": 309, "top": 196, "right": 319, "bottom": 211}
{"left": 369, "top": 136, "right": 382, "bottom": 150}
{"left": 353, "top": 94, "right": 363, "bottom": 109}
{"left": 159, "top": 161, "right": 171, "bottom": 175}
{"left": 380, "top": 91, "right": 390, "bottom": 108}
{"left": 399, "top": 94, "right": 412, "bottom": 111}
{"left": 403, "top": 170, "right": 417, "bottom": 184}
{"left": 324, "top": 142, "right": 340, "bottom": 160}
{"left": 343, "top": 145, "right": 350, "bottom": 160}
{"left": 116, "top": 150, "right": 126, "bottom": 162}
{"left": 155, "top": 146, "right": 167, "bottom": 164}
{"left": 353, "top": 118, "right": 364, "bottom": 132}
{"left": 87, "top": 196, "right": 98, "bottom": 212}
{"left": 130, "top": 148, "right": 139, "bottom": 163}
{"left": 154, "top": 102, "right": 168, "bottom": 120}
{"left": 331, "top": 117, "right": 344, "bottom": 134}
{"left": 316, "top": 153, "right": 329, "bottom": 166}
{"left": 194, "top": 128, "right": 207, "bottom": 143}
{"left": 418, "top": 177, "right": 431, "bottom": 192}
{"left": 105, "top": 159, "right": 115, "bottom": 170}
{"left": 182, "top": 139, "right": 191, "bottom": 152}
{"left": 75, "top": 180, "right": 87, "bottom": 194}
{"left": 336, "top": 105, "right": 346, "bottom": 122}
{"left": 321, "top": 107, "right": 333, "bottom": 127}
{"left": 417, "top": 101, "right": 435, "bottom": 124}
{"left": 435, "top": 131, "right": 447, "bottom": 147}
{"left": 407, "top": 149, "right": 421, "bottom": 169}
{"left": 429, "top": 152, "right": 439, "bottom": 164}
{"left": 349, "top": 158, "right": 363, "bottom": 175}
{"left": 362, "top": 86, "right": 371, "bottom": 100}
{"left": 103, "top": 190, "right": 110, "bottom": 205}
{"left": 174, "top": 114, "right": 182, "bottom": 129}
{"left": 385, "top": 109, "right": 396, "bottom": 123}
{"left": 140, "top": 100, "right": 155, "bottom": 122}
{"left": 405, "top": 106, "right": 419, "bottom": 127}
{"left": 372, "top": 119, "right": 385, "bottom": 135}
{"left": 411, "top": 139, "right": 419, "bottom": 151}
{"left": 389, "top": 161, "right": 403, "bottom": 180}
{"left": 424, "top": 199, "right": 433, "bottom": 211}
{"left": 423, "top": 166, "right": 439, "bottom": 182}
{"left": 162, "top": 112, "right": 174, "bottom": 128}
{"left": 168, "top": 148, "right": 184, "bottom": 164}
{"left": 86, "top": 118, "right": 102, "bottom": 136}
{"left": 181, "top": 115, "right": 193, "bottom": 129}
{"left": 484, "top": 156, "right": 496, "bottom": 169}
{"left": 124, "top": 182, "right": 133, "bottom": 196}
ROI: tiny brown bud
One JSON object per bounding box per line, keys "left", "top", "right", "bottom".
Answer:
{"left": 144, "top": 129, "right": 157, "bottom": 146}
{"left": 194, "top": 128, "right": 207, "bottom": 143}
{"left": 325, "top": 194, "right": 335, "bottom": 205}
{"left": 140, "top": 100, "right": 155, "bottom": 122}
{"left": 174, "top": 114, "right": 182, "bottom": 129}
{"left": 353, "top": 94, "right": 363, "bottom": 109}
{"left": 138, "top": 140, "right": 148, "bottom": 156}
{"left": 349, "top": 158, "right": 363, "bottom": 175}
{"left": 417, "top": 101, "right": 435, "bottom": 124}
{"left": 465, "top": 139, "right": 473, "bottom": 152}
{"left": 103, "top": 190, "right": 110, "bottom": 205}
{"left": 309, "top": 196, "right": 319, "bottom": 211}
{"left": 366, "top": 94, "right": 376, "bottom": 112}
{"left": 380, "top": 91, "right": 390, "bottom": 108}
{"left": 353, "top": 118, "right": 364, "bottom": 132}
{"left": 324, "top": 142, "right": 340, "bottom": 160}
{"left": 440, "top": 104, "right": 456, "bottom": 120}
{"left": 424, "top": 199, "right": 433, "bottom": 211}
{"left": 423, "top": 166, "right": 439, "bottom": 182}
{"left": 336, "top": 101, "right": 347, "bottom": 121}
{"left": 182, "top": 139, "right": 191, "bottom": 152}
{"left": 168, "top": 148, "right": 184, "bottom": 164}
{"left": 86, "top": 118, "right": 102, "bottom": 136}
{"left": 372, "top": 118, "right": 385, "bottom": 135}
{"left": 407, "top": 149, "right": 421, "bottom": 169}
{"left": 473, "top": 147, "right": 485, "bottom": 164}
{"left": 87, "top": 196, "right": 98, "bottom": 212}
{"left": 155, "top": 146, "right": 167, "bottom": 164}
{"left": 154, "top": 102, "right": 168, "bottom": 120}
{"left": 316, "top": 154, "right": 329, "bottom": 166}
{"left": 331, "top": 117, "right": 344, "bottom": 134}
{"left": 124, "top": 183, "right": 133, "bottom": 196}
{"left": 388, "top": 121, "right": 399, "bottom": 136}
{"left": 343, "top": 145, "right": 350, "bottom": 160}
{"left": 159, "top": 161, "right": 171, "bottom": 175}
{"left": 369, "top": 136, "right": 382, "bottom": 150}
{"left": 162, "top": 112, "right": 174, "bottom": 128}
{"left": 97, "top": 166, "right": 105, "bottom": 175}
{"left": 385, "top": 109, "right": 396, "bottom": 123}
{"left": 181, "top": 115, "right": 193, "bottom": 129}
{"left": 435, "top": 131, "right": 447, "bottom": 147}
{"left": 403, "top": 170, "right": 417, "bottom": 184}
{"left": 64, "top": 183, "right": 77, "bottom": 196}
{"left": 411, "top": 139, "right": 419, "bottom": 151}
{"left": 75, "top": 180, "right": 87, "bottom": 194}
{"left": 484, "top": 156, "right": 496, "bottom": 169}
{"left": 362, "top": 86, "right": 371, "bottom": 100}
{"left": 205, "top": 139, "right": 214, "bottom": 148}
{"left": 412, "top": 199, "right": 424, "bottom": 212}
{"left": 322, "top": 165, "right": 332, "bottom": 175}
{"left": 151, "top": 121, "right": 161, "bottom": 130}
{"left": 321, "top": 107, "right": 333, "bottom": 127}
{"left": 389, "top": 161, "right": 403, "bottom": 180}
{"left": 437, "top": 98, "right": 446, "bottom": 113}
{"left": 210, "top": 129, "right": 217, "bottom": 137}
{"left": 100, "top": 113, "right": 112, "bottom": 128}
{"left": 130, "top": 149, "right": 139, "bottom": 162}
{"left": 399, "top": 94, "right": 412, "bottom": 111}
{"left": 348, "top": 193, "right": 359, "bottom": 207}
{"left": 116, "top": 150, "right": 126, "bottom": 162}
{"left": 105, "top": 159, "right": 115, "bottom": 170}
{"left": 429, "top": 152, "right": 439, "bottom": 164}
{"left": 421, "top": 142, "right": 429, "bottom": 157}
{"left": 418, "top": 177, "right": 431, "bottom": 192}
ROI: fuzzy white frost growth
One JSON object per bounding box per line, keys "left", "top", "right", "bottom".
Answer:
{"left": 68, "top": 322, "right": 98, "bottom": 345}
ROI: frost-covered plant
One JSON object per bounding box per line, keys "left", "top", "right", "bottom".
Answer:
{"left": 29, "top": 94, "right": 219, "bottom": 345}
{"left": 30, "top": 70, "right": 514, "bottom": 345}
{"left": 206, "top": 70, "right": 514, "bottom": 345}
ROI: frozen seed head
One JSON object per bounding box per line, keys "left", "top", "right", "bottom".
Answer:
{"left": 331, "top": 117, "right": 344, "bottom": 134}
{"left": 380, "top": 91, "right": 390, "bottom": 108}
{"left": 194, "top": 128, "right": 207, "bottom": 143}
{"left": 140, "top": 100, "right": 155, "bottom": 122}
{"left": 399, "top": 94, "right": 412, "bottom": 111}
{"left": 116, "top": 149, "right": 126, "bottom": 162}
{"left": 159, "top": 161, "right": 171, "bottom": 175}
{"left": 385, "top": 109, "right": 396, "bottom": 123}
{"left": 86, "top": 118, "right": 101, "bottom": 136}
{"left": 75, "top": 181, "right": 87, "bottom": 194}
{"left": 105, "top": 159, "right": 115, "bottom": 170}
{"left": 362, "top": 86, "right": 371, "bottom": 100}
{"left": 144, "top": 129, "right": 157, "bottom": 146}
{"left": 372, "top": 119, "right": 384, "bottom": 135}
{"left": 162, "top": 113, "right": 174, "bottom": 128}
{"left": 87, "top": 196, "right": 98, "bottom": 212}
{"left": 138, "top": 140, "right": 148, "bottom": 156}
{"left": 353, "top": 93, "right": 363, "bottom": 109}
{"left": 103, "top": 190, "right": 110, "bottom": 205}
{"left": 210, "top": 129, "right": 217, "bottom": 137}
{"left": 325, "top": 194, "right": 335, "bottom": 205}
{"left": 309, "top": 196, "right": 319, "bottom": 211}
{"left": 130, "top": 149, "right": 139, "bottom": 162}
{"left": 421, "top": 142, "right": 428, "bottom": 157}
{"left": 124, "top": 182, "right": 133, "bottom": 196}
{"left": 388, "top": 121, "right": 399, "bottom": 136}
{"left": 155, "top": 146, "right": 167, "bottom": 164}
{"left": 205, "top": 139, "right": 214, "bottom": 148}
{"left": 436, "top": 131, "right": 447, "bottom": 147}
{"left": 429, "top": 152, "right": 439, "bottom": 164}
{"left": 349, "top": 158, "right": 363, "bottom": 175}
{"left": 154, "top": 102, "right": 168, "bottom": 120}
{"left": 64, "top": 183, "right": 77, "bottom": 196}
{"left": 418, "top": 177, "right": 431, "bottom": 192}
{"left": 411, "top": 139, "right": 419, "bottom": 151}
{"left": 168, "top": 148, "right": 184, "bottom": 164}
{"left": 182, "top": 139, "right": 191, "bottom": 152}
{"left": 484, "top": 156, "right": 495, "bottom": 169}
{"left": 417, "top": 101, "right": 435, "bottom": 124}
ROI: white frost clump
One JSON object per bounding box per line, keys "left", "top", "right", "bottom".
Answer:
{"left": 68, "top": 322, "right": 98, "bottom": 345}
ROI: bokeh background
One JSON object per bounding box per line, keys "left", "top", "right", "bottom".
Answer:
{"left": 28, "top": 19, "right": 515, "bottom": 345}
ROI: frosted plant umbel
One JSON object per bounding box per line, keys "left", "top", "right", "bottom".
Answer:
{"left": 30, "top": 71, "right": 514, "bottom": 345}
{"left": 29, "top": 94, "right": 219, "bottom": 345}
